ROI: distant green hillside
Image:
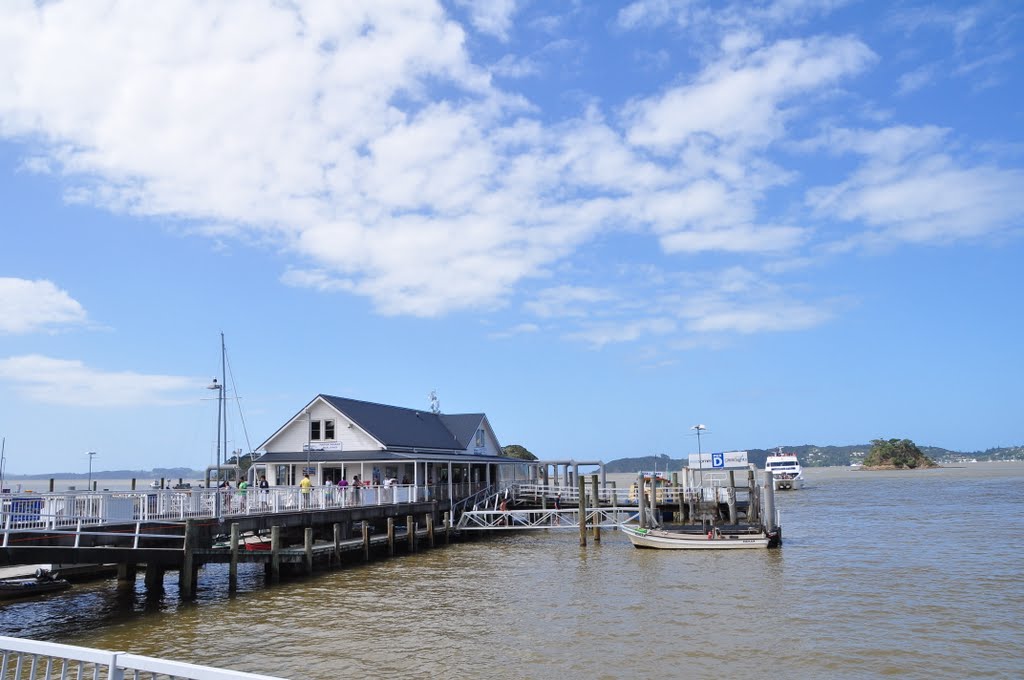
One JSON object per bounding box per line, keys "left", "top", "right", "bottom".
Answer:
{"left": 602, "top": 444, "right": 1024, "bottom": 471}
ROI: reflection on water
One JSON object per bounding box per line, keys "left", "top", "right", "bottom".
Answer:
{"left": 2, "top": 464, "right": 1022, "bottom": 679}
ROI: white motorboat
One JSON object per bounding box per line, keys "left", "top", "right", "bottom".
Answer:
{"left": 765, "top": 450, "right": 804, "bottom": 490}
{"left": 621, "top": 524, "right": 779, "bottom": 550}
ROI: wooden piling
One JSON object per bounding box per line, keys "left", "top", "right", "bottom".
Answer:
{"left": 387, "top": 517, "right": 395, "bottom": 556}
{"left": 116, "top": 563, "right": 136, "bottom": 587}
{"left": 333, "top": 523, "right": 341, "bottom": 565}
{"left": 578, "top": 475, "right": 587, "bottom": 547}
{"left": 427, "top": 514, "right": 435, "bottom": 548}
{"left": 650, "top": 475, "right": 658, "bottom": 526}
{"left": 303, "top": 527, "right": 313, "bottom": 575}
{"left": 270, "top": 525, "right": 281, "bottom": 584}
{"left": 229, "top": 523, "right": 239, "bottom": 591}
{"left": 443, "top": 512, "right": 451, "bottom": 544}
{"left": 727, "top": 471, "right": 737, "bottom": 525}
{"left": 179, "top": 518, "right": 195, "bottom": 598}
{"left": 764, "top": 471, "right": 776, "bottom": 532}
{"left": 145, "top": 563, "right": 164, "bottom": 591}
{"left": 407, "top": 515, "right": 415, "bottom": 552}
{"left": 362, "top": 521, "right": 371, "bottom": 561}
{"left": 637, "top": 472, "right": 647, "bottom": 529}
{"left": 590, "top": 474, "right": 600, "bottom": 542}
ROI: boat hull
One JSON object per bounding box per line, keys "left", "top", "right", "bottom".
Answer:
{"left": 621, "top": 525, "right": 775, "bottom": 550}
{"left": 773, "top": 477, "right": 803, "bottom": 490}
{"left": 0, "top": 577, "right": 71, "bottom": 600}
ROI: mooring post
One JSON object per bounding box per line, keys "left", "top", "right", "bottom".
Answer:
{"left": 427, "top": 513, "right": 435, "bottom": 548}
{"left": 727, "top": 471, "right": 737, "bottom": 525}
{"left": 590, "top": 474, "right": 601, "bottom": 542}
{"left": 303, "top": 527, "right": 313, "bottom": 575}
{"left": 651, "top": 475, "right": 659, "bottom": 527}
{"left": 387, "top": 517, "right": 395, "bottom": 556}
{"left": 49, "top": 478, "right": 54, "bottom": 492}
{"left": 131, "top": 478, "right": 137, "bottom": 491}
{"left": 270, "top": 525, "right": 281, "bottom": 584}
{"left": 362, "top": 521, "right": 371, "bottom": 561}
{"left": 406, "top": 515, "right": 415, "bottom": 552}
{"left": 637, "top": 472, "right": 647, "bottom": 529}
{"left": 179, "top": 518, "right": 195, "bottom": 598}
{"left": 229, "top": 522, "right": 239, "bottom": 591}
{"left": 763, "top": 471, "right": 776, "bottom": 532}
{"left": 443, "top": 511, "right": 451, "bottom": 544}
{"left": 578, "top": 475, "right": 587, "bottom": 547}
{"left": 333, "top": 523, "right": 341, "bottom": 566}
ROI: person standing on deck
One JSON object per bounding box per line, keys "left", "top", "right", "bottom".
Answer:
{"left": 300, "top": 473, "right": 312, "bottom": 508}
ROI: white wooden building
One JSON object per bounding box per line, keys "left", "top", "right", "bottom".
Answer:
{"left": 250, "top": 394, "right": 526, "bottom": 498}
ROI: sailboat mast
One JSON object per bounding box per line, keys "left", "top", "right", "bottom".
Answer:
{"left": 221, "top": 332, "right": 227, "bottom": 477}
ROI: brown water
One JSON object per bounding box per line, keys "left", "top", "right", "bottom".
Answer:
{"left": 2, "top": 464, "right": 1022, "bottom": 679}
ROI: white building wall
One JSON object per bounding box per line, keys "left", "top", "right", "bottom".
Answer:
{"left": 469, "top": 417, "right": 501, "bottom": 457}
{"left": 264, "top": 400, "right": 382, "bottom": 452}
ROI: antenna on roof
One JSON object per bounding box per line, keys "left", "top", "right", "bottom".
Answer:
{"left": 429, "top": 389, "right": 441, "bottom": 415}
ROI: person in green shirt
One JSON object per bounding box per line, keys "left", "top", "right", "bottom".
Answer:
{"left": 238, "top": 479, "right": 248, "bottom": 510}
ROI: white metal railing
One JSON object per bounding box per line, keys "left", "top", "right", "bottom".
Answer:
{"left": 0, "top": 635, "right": 284, "bottom": 679}
{"left": 0, "top": 483, "right": 433, "bottom": 531}
{"left": 513, "top": 483, "right": 741, "bottom": 506}
{"left": 456, "top": 507, "right": 641, "bottom": 530}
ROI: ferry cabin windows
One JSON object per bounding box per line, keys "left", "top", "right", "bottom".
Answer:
{"left": 309, "top": 419, "right": 336, "bottom": 441}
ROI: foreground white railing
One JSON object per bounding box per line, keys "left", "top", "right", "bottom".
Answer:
{"left": 0, "top": 635, "right": 284, "bottom": 679}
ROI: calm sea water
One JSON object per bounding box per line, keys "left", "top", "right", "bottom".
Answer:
{"left": 2, "top": 464, "right": 1022, "bottom": 679}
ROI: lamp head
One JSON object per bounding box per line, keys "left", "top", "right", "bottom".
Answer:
{"left": 207, "top": 378, "right": 221, "bottom": 390}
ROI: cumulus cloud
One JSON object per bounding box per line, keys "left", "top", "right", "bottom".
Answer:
{"left": 0, "top": 355, "right": 202, "bottom": 407}
{"left": 0, "top": 278, "right": 88, "bottom": 334}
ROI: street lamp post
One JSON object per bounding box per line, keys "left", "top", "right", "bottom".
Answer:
{"left": 207, "top": 377, "right": 223, "bottom": 518}
{"left": 691, "top": 424, "right": 707, "bottom": 488}
{"left": 87, "top": 451, "right": 97, "bottom": 492}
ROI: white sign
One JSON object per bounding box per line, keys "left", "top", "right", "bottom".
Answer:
{"left": 303, "top": 442, "right": 343, "bottom": 452}
{"left": 688, "top": 451, "right": 748, "bottom": 469}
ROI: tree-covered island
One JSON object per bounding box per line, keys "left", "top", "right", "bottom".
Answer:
{"left": 861, "top": 438, "right": 937, "bottom": 469}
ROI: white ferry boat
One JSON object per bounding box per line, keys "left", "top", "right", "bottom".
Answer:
{"left": 765, "top": 450, "right": 804, "bottom": 490}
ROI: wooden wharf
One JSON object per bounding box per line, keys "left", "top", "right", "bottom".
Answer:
{"left": 0, "top": 467, "right": 772, "bottom": 596}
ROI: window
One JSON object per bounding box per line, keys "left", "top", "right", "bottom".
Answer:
{"left": 310, "top": 420, "right": 321, "bottom": 441}
{"left": 476, "top": 428, "right": 484, "bottom": 447}
{"left": 324, "top": 420, "right": 335, "bottom": 440}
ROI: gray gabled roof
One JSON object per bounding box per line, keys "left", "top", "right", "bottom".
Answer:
{"left": 319, "top": 395, "right": 478, "bottom": 451}
{"left": 438, "top": 413, "right": 486, "bottom": 449}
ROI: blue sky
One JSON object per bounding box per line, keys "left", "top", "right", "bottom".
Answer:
{"left": 1, "top": 1, "right": 1022, "bottom": 474}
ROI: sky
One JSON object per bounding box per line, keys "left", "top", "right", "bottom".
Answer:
{"left": 0, "top": 0, "right": 1022, "bottom": 475}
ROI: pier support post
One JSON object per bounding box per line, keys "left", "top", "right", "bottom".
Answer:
{"left": 131, "top": 478, "right": 136, "bottom": 491}
{"left": 362, "top": 521, "right": 370, "bottom": 562}
{"left": 590, "top": 474, "right": 600, "bottom": 542}
{"left": 443, "top": 512, "right": 451, "bottom": 544}
{"left": 387, "top": 517, "right": 395, "bottom": 556}
{"left": 763, "top": 471, "right": 776, "bottom": 532}
{"left": 229, "top": 523, "right": 239, "bottom": 591}
{"left": 145, "top": 563, "right": 164, "bottom": 593}
{"left": 333, "top": 523, "right": 341, "bottom": 566}
{"left": 116, "top": 563, "right": 136, "bottom": 588}
{"left": 650, "top": 476, "right": 659, "bottom": 527}
{"left": 270, "top": 525, "right": 281, "bottom": 584}
{"left": 304, "top": 527, "right": 313, "bottom": 576}
{"left": 578, "top": 476, "right": 587, "bottom": 547}
{"left": 427, "top": 514, "right": 435, "bottom": 548}
{"left": 179, "top": 518, "right": 196, "bottom": 599}
{"left": 407, "top": 515, "right": 415, "bottom": 552}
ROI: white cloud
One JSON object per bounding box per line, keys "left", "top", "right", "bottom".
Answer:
{"left": 566, "top": 318, "right": 677, "bottom": 348}
{"left": 0, "top": 355, "right": 202, "bottom": 407}
{"left": 805, "top": 127, "right": 1024, "bottom": 246}
{"left": 524, "top": 286, "right": 618, "bottom": 319}
{"left": 624, "top": 36, "right": 875, "bottom": 151}
{"left": 455, "top": 0, "right": 520, "bottom": 41}
{"left": 0, "top": 278, "right": 87, "bottom": 334}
